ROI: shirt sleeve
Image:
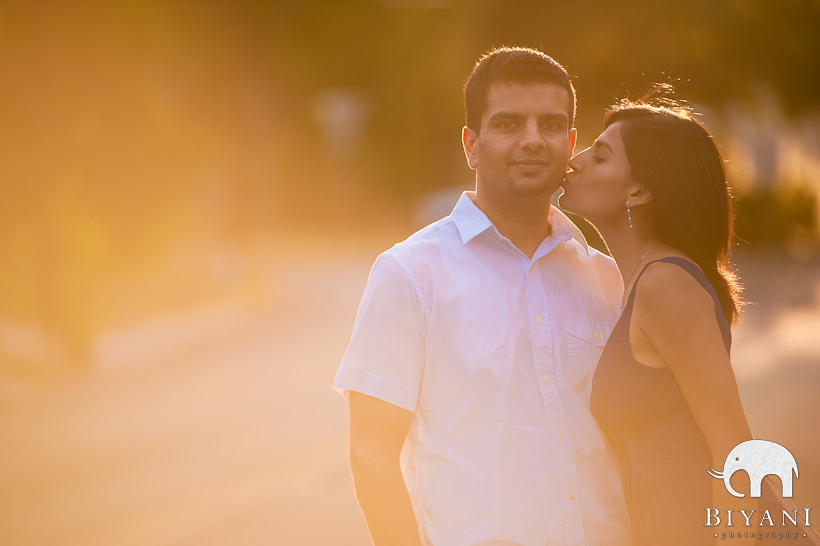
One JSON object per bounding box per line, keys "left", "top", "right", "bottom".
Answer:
{"left": 332, "top": 251, "right": 427, "bottom": 412}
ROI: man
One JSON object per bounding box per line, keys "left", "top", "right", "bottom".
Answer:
{"left": 334, "top": 47, "right": 631, "bottom": 545}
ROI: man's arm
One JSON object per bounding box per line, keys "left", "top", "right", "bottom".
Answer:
{"left": 349, "top": 391, "right": 421, "bottom": 546}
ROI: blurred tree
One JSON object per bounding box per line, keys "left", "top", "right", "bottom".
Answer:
{"left": 1, "top": 0, "right": 818, "bottom": 368}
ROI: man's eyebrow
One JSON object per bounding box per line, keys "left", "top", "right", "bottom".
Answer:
{"left": 487, "top": 111, "right": 524, "bottom": 122}
{"left": 538, "top": 113, "right": 569, "bottom": 123}
{"left": 487, "top": 112, "right": 570, "bottom": 124}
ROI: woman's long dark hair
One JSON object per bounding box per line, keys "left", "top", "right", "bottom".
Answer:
{"left": 604, "top": 100, "right": 743, "bottom": 325}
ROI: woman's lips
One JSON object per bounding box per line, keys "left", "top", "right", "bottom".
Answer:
{"left": 563, "top": 172, "right": 583, "bottom": 190}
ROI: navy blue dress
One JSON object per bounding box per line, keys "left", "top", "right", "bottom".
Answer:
{"left": 591, "top": 257, "right": 728, "bottom": 545}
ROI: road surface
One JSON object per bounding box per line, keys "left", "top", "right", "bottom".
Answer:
{"left": 1, "top": 246, "right": 818, "bottom": 546}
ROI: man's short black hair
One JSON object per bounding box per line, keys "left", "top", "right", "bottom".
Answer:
{"left": 464, "top": 47, "right": 576, "bottom": 133}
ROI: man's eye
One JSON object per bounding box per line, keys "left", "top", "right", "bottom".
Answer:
{"left": 498, "top": 121, "right": 516, "bottom": 129}
{"left": 542, "top": 123, "right": 559, "bottom": 131}
{"left": 592, "top": 156, "right": 604, "bottom": 164}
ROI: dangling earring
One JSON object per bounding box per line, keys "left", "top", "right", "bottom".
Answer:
{"left": 627, "top": 200, "right": 633, "bottom": 229}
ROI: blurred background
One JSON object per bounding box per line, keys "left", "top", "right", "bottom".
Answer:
{"left": 1, "top": 1, "right": 819, "bottom": 544}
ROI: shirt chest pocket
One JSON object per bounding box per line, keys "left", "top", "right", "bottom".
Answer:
{"left": 564, "top": 317, "right": 611, "bottom": 395}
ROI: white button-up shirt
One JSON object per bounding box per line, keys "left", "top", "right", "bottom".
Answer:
{"left": 334, "top": 192, "right": 632, "bottom": 545}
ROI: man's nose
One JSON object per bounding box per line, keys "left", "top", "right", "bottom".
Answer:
{"left": 520, "top": 120, "right": 545, "bottom": 149}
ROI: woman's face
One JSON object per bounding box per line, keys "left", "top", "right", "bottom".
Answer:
{"left": 559, "top": 121, "right": 637, "bottom": 227}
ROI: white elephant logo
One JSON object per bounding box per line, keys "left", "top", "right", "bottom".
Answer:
{"left": 708, "top": 439, "right": 798, "bottom": 498}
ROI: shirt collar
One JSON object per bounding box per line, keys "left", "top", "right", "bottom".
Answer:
{"left": 451, "top": 191, "right": 495, "bottom": 244}
{"left": 450, "top": 191, "right": 591, "bottom": 255}
{"left": 548, "top": 205, "right": 591, "bottom": 256}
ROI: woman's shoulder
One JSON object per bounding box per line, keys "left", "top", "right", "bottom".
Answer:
{"left": 634, "top": 256, "right": 716, "bottom": 318}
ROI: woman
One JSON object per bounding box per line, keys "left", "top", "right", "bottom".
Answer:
{"left": 559, "top": 98, "right": 815, "bottom": 545}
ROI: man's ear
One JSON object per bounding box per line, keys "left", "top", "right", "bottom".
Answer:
{"left": 462, "top": 126, "right": 478, "bottom": 170}
{"left": 566, "top": 128, "right": 577, "bottom": 172}
{"left": 626, "top": 184, "right": 652, "bottom": 207}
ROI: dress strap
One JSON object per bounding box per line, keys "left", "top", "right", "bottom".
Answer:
{"left": 622, "top": 257, "right": 731, "bottom": 353}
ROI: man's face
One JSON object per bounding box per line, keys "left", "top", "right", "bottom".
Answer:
{"left": 463, "top": 83, "right": 576, "bottom": 204}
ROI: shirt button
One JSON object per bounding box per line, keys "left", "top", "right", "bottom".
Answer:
{"left": 535, "top": 316, "right": 544, "bottom": 324}
{"left": 542, "top": 375, "right": 550, "bottom": 384}
{"left": 593, "top": 330, "right": 600, "bottom": 340}
{"left": 557, "top": 432, "right": 565, "bottom": 441}
{"left": 567, "top": 492, "right": 575, "bottom": 500}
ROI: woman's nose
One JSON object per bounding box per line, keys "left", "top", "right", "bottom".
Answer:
{"left": 568, "top": 151, "right": 584, "bottom": 171}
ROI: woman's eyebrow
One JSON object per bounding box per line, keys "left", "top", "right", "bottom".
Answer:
{"left": 593, "top": 140, "right": 613, "bottom": 153}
